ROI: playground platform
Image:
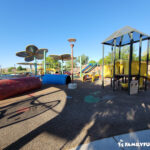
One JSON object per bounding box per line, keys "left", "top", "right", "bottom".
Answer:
{"left": 0, "top": 79, "right": 150, "bottom": 150}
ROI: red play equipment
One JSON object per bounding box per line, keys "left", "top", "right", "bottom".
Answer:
{"left": 0, "top": 77, "right": 42, "bottom": 100}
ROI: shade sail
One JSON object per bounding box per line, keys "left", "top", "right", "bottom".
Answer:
{"left": 25, "top": 56, "right": 34, "bottom": 62}
{"left": 102, "top": 26, "right": 150, "bottom": 46}
{"left": 26, "top": 45, "right": 38, "bottom": 54}
{"left": 17, "top": 62, "right": 42, "bottom": 65}
{"left": 49, "top": 54, "right": 76, "bottom": 61}
{"left": 16, "top": 51, "right": 31, "bottom": 57}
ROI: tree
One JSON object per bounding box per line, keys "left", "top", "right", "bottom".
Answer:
{"left": 65, "top": 60, "right": 77, "bottom": 70}
{"left": 89, "top": 60, "right": 96, "bottom": 64}
{"left": 77, "top": 54, "right": 89, "bottom": 65}
{"left": 98, "top": 46, "right": 138, "bottom": 64}
{"left": 17, "top": 66, "right": 26, "bottom": 71}
{"left": 8, "top": 67, "right": 16, "bottom": 72}
{"left": 43, "top": 57, "right": 61, "bottom": 69}
{"left": 17, "top": 66, "right": 23, "bottom": 71}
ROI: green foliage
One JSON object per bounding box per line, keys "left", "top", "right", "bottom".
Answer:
{"left": 65, "top": 60, "right": 77, "bottom": 70}
{"left": 89, "top": 60, "right": 96, "bottom": 64}
{"left": 17, "top": 66, "right": 26, "bottom": 71}
{"left": 8, "top": 67, "right": 16, "bottom": 72}
{"left": 77, "top": 54, "right": 89, "bottom": 65}
{"left": 141, "top": 48, "right": 150, "bottom": 61}
{"left": 98, "top": 46, "right": 138, "bottom": 65}
{"left": 44, "top": 57, "right": 61, "bottom": 69}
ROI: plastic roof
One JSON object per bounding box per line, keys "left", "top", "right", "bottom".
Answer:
{"left": 102, "top": 26, "right": 150, "bottom": 46}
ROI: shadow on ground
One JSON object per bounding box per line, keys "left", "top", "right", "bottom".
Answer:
{"left": 1, "top": 79, "right": 150, "bottom": 150}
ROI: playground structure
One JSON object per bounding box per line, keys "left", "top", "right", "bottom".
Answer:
{"left": 81, "top": 63, "right": 100, "bottom": 82}
{"left": 0, "top": 77, "right": 42, "bottom": 100}
{"left": 16, "top": 45, "right": 48, "bottom": 75}
{"left": 101, "top": 26, "right": 150, "bottom": 95}
{"left": 42, "top": 74, "right": 71, "bottom": 85}
{"left": 49, "top": 54, "right": 76, "bottom": 75}
{"left": 17, "top": 62, "right": 42, "bottom": 74}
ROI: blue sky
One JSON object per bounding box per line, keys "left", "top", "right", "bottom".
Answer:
{"left": 0, "top": 0, "right": 150, "bottom": 68}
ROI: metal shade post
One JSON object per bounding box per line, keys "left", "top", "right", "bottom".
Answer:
{"left": 71, "top": 44, "right": 74, "bottom": 81}
{"left": 61, "top": 60, "right": 63, "bottom": 74}
{"left": 43, "top": 50, "right": 46, "bottom": 74}
{"left": 145, "top": 38, "right": 150, "bottom": 90}
{"left": 138, "top": 35, "right": 142, "bottom": 92}
{"left": 113, "top": 39, "right": 116, "bottom": 91}
{"left": 80, "top": 56, "right": 82, "bottom": 77}
{"left": 128, "top": 32, "right": 133, "bottom": 95}
{"left": 34, "top": 56, "right": 37, "bottom": 75}
{"left": 102, "top": 44, "right": 104, "bottom": 88}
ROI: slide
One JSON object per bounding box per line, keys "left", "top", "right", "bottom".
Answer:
{"left": 82, "top": 64, "right": 92, "bottom": 73}
{"left": 85, "top": 64, "right": 97, "bottom": 73}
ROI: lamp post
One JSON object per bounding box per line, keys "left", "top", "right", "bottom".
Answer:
{"left": 68, "top": 38, "right": 76, "bottom": 81}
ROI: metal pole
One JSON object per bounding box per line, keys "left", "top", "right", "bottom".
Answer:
{"left": 102, "top": 44, "right": 104, "bottom": 88}
{"left": 111, "top": 45, "right": 113, "bottom": 63}
{"left": 71, "top": 44, "right": 74, "bottom": 81}
{"left": 80, "top": 56, "right": 82, "bottom": 77}
{"left": 128, "top": 32, "right": 133, "bottom": 95}
{"left": 44, "top": 50, "right": 46, "bottom": 75}
{"left": 119, "top": 36, "right": 123, "bottom": 60}
{"left": 30, "top": 64, "right": 32, "bottom": 73}
{"left": 113, "top": 39, "right": 116, "bottom": 91}
{"left": 61, "top": 60, "right": 63, "bottom": 74}
{"left": 145, "top": 38, "right": 150, "bottom": 90}
{"left": 138, "top": 35, "right": 142, "bottom": 92}
{"left": 34, "top": 56, "right": 37, "bottom": 75}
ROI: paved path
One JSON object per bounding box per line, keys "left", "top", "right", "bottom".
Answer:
{"left": 0, "top": 80, "right": 150, "bottom": 150}
{"left": 71, "top": 129, "right": 150, "bottom": 150}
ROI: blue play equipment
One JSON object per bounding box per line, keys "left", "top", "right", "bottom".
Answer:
{"left": 42, "top": 74, "right": 71, "bottom": 85}
{"left": 85, "top": 63, "right": 97, "bottom": 73}
{"left": 82, "top": 64, "right": 92, "bottom": 73}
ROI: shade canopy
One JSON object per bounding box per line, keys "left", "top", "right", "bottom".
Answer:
{"left": 17, "top": 62, "right": 42, "bottom": 65}
{"left": 49, "top": 54, "right": 76, "bottom": 61}
{"left": 16, "top": 45, "right": 48, "bottom": 62}
{"left": 102, "top": 26, "right": 150, "bottom": 46}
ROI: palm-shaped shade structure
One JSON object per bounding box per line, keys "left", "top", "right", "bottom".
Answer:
{"left": 16, "top": 45, "right": 48, "bottom": 75}
{"left": 49, "top": 54, "right": 76, "bottom": 74}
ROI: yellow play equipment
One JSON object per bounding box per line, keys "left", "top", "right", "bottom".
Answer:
{"left": 38, "top": 66, "right": 56, "bottom": 75}
{"left": 104, "top": 60, "right": 148, "bottom": 77}
{"left": 82, "top": 73, "right": 99, "bottom": 82}
{"left": 103, "top": 60, "right": 149, "bottom": 88}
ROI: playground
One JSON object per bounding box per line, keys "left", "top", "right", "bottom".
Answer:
{"left": 0, "top": 26, "right": 150, "bottom": 150}
{"left": 0, "top": 80, "right": 150, "bottom": 149}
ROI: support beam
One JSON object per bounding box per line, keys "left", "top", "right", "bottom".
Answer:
{"left": 102, "top": 44, "right": 104, "bottom": 88}
{"left": 111, "top": 45, "right": 113, "bottom": 87}
{"left": 138, "top": 35, "right": 142, "bottom": 92}
{"left": 145, "top": 38, "right": 150, "bottom": 90}
{"left": 128, "top": 32, "right": 133, "bottom": 95}
{"left": 34, "top": 56, "right": 37, "bottom": 75}
{"left": 111, "top": 45, "right": 113, "bottom": 64}
{"left": 80, "top": 56, "right": 82, "bottom": 77}
{"left": 113, "top": 39, "right": 116, "bottom": 91}
{"left": 119, "top": 36, "right": 123, "bottom": 59}
{"left": 44, "top": 51, "right": 46, "bottom": 74}
{"left": 61, "top": 60, "right": 63, "bottom": 74}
